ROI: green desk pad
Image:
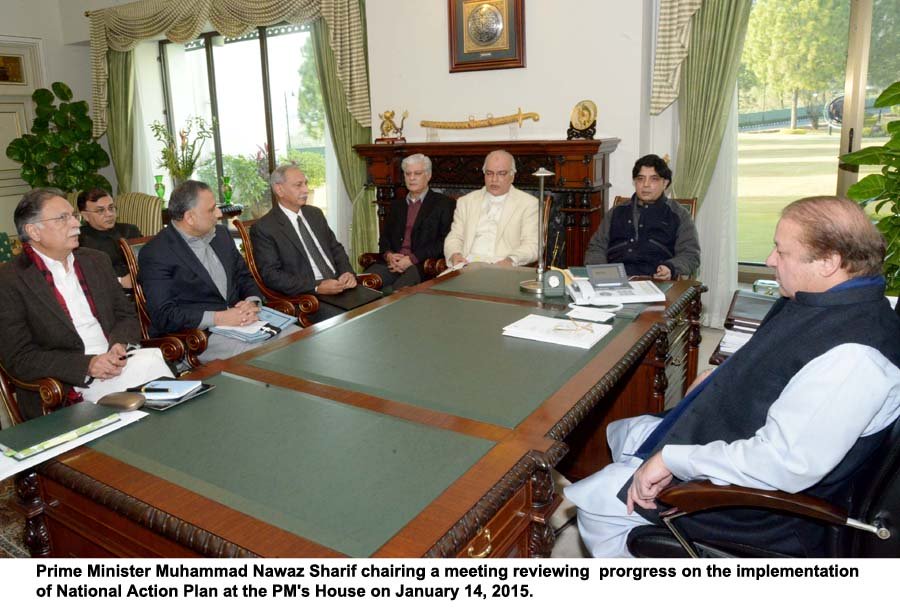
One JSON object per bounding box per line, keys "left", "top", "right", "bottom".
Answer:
{"left": 432, "top": 267, "right": 572, "bottom": 307}
{"left": 249, "top": 293, "right": 631, "bottom": 429}
{"left": 89, "top": 372, "right": 494, "bottom": 557}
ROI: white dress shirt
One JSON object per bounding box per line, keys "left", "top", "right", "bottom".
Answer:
{"left": 32, "top": 247, "right": 108, "bottom": 355}
{"left": 660, "top": 343, "right": 900, "bottom": 492}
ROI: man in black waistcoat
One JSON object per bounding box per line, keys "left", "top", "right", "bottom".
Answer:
{"left": 584, "top": 154, "right": 699, "bottom": 279}
{"left": 566, "top": 196, "right": 900, "bottom": 557}
{"left": 77, "top": 188, "right": 141, "bottom": 289}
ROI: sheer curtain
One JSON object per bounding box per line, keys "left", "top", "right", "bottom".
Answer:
{"left": 670, "top": 0, "right": 751, "bottom": 326}
{"left": 695, "top": 92, "right": 738, "bottom": 327}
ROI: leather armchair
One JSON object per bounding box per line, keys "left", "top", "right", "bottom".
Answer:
{"left": 119, "top": 236, "right": 211, "bottom": 368}
{"left": 627, "top": 417, "right": 900, "bottom": 557}
{"left": 235, "top": 219, "right": 381, "bottom": 327}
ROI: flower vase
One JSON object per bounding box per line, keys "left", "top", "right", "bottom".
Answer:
{"left": 154, "top": 175, "right": 166, "bottom": 200}
{"left": 222, "top": 176, "right": 233, "bottom": 205}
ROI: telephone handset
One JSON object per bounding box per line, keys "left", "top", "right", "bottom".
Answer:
{"left": 566, "top": 280, "right": 596, "bottom": 305}
{"left": 566, "top": 280, "right": 625, "bottom": 311}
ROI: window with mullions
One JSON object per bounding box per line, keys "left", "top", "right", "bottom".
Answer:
{"left": 159, "top": 24, "right": 330, "bottom": 220}
{"left": 736, "top": 0, "right": 897, "bottom": 265}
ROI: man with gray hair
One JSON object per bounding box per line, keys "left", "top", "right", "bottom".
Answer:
{"left": 444, "top": 149, "right": 539, "bottom": 268}
{"left": 364, "top": 153, "right": 455, "bottom": 289}
{"left": 0, "top": 188, "right": 170, "bottom": 419}
{"left": 250, "top": 164, "right": 359, "bottom": 323}
{"left": 139, "top": 180, "right": 294, "bottom": 363}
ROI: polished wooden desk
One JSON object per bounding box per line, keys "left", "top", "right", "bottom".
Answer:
{"left": 16, "top": 267, "right": 703, "bottom": 558}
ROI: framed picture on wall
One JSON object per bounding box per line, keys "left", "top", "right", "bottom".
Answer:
{"left": 448, "top": 0, "right": 525, "bottom": 73}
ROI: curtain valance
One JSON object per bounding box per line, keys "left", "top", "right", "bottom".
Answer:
{"left": 649, "top": 0, "right": 703, "bottom": 115}
{"left": 88, "top": 0, "right": 371, "bottom": 136}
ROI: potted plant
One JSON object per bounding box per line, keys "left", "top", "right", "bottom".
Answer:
{"left": 5, "top": 81, "right": 111, "bottom": 192}
{"left": 150, "top": 116, "right": 214, "bottom": 186}
{"left": 840, "top": 80, "right": 900, "bottom": 295}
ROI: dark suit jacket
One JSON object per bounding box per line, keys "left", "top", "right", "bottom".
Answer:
{"left": 249, "top": 205, "right": 353, "bottom": 296}
{"left": 0, "top": 248, "right": 141, "bottom": 420}
{"left": 78, "top": 222, "right": 142, "bottom": 277}
{"left": 138, "top": 224, "right": 260, "bottom": 337}
{"left": 379, "top": 190, "right": 455, "bottom": 274}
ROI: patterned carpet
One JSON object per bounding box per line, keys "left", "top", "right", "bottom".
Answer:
{"left": 0, "top": 478, "right": 27, "bottom": 558}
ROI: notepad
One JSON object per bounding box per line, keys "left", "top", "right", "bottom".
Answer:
{"left": 129, "top": 378, "right": 202, "bottom": 402}
{"left": 141, "top": 383, "right": 215, "bottom": 411}
{"left": 0, "top": 402, "right": 121, "bottom": 460}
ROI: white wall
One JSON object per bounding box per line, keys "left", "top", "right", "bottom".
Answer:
{"left": 0, "top": 0, "right": 91, "bottom": 232}
{"left": 366, "top": 0, "right": 659, "bottom": 197}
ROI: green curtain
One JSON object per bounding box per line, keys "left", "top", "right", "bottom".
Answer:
{"left": 672, "top": 0, "right": 751, "bottom": 206}
{"left": 312, "top": 6, "right": 375, "bottom": 270}
{"left": 106, "top": 49, "right": 135, "bottom": 194}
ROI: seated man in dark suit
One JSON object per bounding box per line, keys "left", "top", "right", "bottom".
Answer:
{"left": 250, "top": 164, "right": 360, "bottom": 323}
{"left": 0, "top": 189, "right": 170, "bottom": 420}
{"left": 76, "top": 188, "right": 141, "bottom": 289}
{"left": 585, "top": 154, "right": 700, "bottom": 280}
{"left": 363, "top": 153, "right": 455, "bottom": 289}
{"left": 139, "top": 180, "right": 296, "bottom": 363}
{"left": 567, "top": 196, "right": 900, "bottom": 557}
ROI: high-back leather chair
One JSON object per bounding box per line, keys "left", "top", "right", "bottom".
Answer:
{"left": 115, "top": 192, "right": 165, "bottom": 236}
{"left": 234, "top": 219, "right": 382, "bottom": 327}
{"left": 626, "top": 417, "right": 900, "bottom": 557}
{"left": 119, "top": 236, "right": 209, "bottom": 368}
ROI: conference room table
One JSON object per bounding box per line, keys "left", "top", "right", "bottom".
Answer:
{"left": 16, "top": 265, "right": 704, "bottom": 558}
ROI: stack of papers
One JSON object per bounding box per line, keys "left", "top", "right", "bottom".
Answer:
{"left": 211, "top": 306, "right": 297, "bottom": 343}
{"left": 588, "top": 280, "right": 666, "bottom": 304}
{"left": 503, "top": 314, "right": 612, "bottom": 349}
{"left": 719, "top": 329, "right": 753, "bottom": 355}
{"left": 567, "top": 306, "right": 616, "bottom": 322}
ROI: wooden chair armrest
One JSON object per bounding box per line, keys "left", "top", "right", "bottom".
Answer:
{"left": 424, "top": 258, "right": 447, "bottom": 277}
{"left": 658, "top": 480, "right": 848, "bottom": 527}
{"left": 358, "top": 272, "right": 383, "bottom": 290}
{"left": 358, "top": 252, "right": 383, "bottom": 269}
{"left": 139, "top": 336, "right": 186, "bottom": 363}
{"left": 266, "top": 298, "right": 296, "bottom": 317}
{"left": 165, "top": 329, "right": 209, "bottom": 368}
{"left": 9, "top": 374, "right": 65, "bottom": 415}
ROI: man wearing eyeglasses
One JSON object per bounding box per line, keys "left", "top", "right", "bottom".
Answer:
{"left": 444, "top": 150, "right": 538, "bottom": 268}
{"left": 364, "top": 153, "right": 455, "bottom": 289}
{"left": 585, "top": 154, "right": 699, "bottom": 280}
{"left": 0, "top": 188, "right": 170, "bottom": 420}
{"left": 77, "top": 188, "right": 141, "bottom": 289}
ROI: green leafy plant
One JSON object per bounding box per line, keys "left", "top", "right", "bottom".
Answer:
{"left": 150, "top": 117, "right": 214, "bottom": 184}
{"left": 841, "top": 80, "right": 900, "bottom": 295}
{"left": 5, "top": 81, "right": 111, "bottom": 192}
{"left": 279, "top": 149, "right": 325, "bottom": 187}
{"left": 197, "top": 154, "right": 269, "bottom": 210}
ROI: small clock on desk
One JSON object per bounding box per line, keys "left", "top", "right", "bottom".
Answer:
{"left": 542, "top": 270, "right": 566, "bottom": 297}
